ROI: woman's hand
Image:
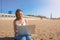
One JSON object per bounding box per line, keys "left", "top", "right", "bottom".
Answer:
{"left": 15, "top": 30, "right": 18, "bottom": 34}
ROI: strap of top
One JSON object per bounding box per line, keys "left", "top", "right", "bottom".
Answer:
{"left": 15, "top": 18, "right": 26, "bottom": 26}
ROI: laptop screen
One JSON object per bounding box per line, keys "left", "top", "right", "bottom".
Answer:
{"left": 17, "top": 25, "right": 35, "bottom": 35}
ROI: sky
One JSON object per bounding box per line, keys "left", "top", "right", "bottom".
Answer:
{"left": 0, "top": 0, "right": 60, "bottom": 18}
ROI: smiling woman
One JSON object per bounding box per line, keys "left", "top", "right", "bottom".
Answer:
{"left": 14, "top": 9, "right": 34, "bottom": 40}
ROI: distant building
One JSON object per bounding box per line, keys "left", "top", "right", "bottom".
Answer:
{"left": 36, "top": 15, "right": 47, "bottom": 19}
{"left": 8, "top": 11, "right": 12, "bottom": 14}
{"left": 0, "top": 13, "right": 41, "bottom": 20}
{"left": 27, "top": 14, "right": 47, "bottom": 19}
{"left": 0, "top": 13, "right": 15, "bottom": 18}
{"left": 50, "top": 13, "right": 52, "bottom": 19}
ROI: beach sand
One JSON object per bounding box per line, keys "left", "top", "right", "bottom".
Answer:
{"left": 0, "top": 18, "right": 60, "bottom": 40}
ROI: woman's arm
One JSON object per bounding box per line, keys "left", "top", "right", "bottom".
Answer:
{"left": 25, "top": 19, "right": 28, "bottom": 25}
{"left": 14, "top": 20, "right": 18, "bottom": 34}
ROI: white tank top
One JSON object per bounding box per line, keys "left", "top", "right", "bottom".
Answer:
{"left": 15, "top": 18, "right": 26, "bottom": 26}
{"left": 15, "top": 18, "right": 26, "bottom": 36}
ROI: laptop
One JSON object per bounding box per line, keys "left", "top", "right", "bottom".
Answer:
{"left": 17, "top": 25, "right": 35, "bottom": 35}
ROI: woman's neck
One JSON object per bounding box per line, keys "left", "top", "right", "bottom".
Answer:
{"left": 16, "top": 18, "right": 23, "bottom": 20}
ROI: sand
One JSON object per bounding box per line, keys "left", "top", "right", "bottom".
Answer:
{"left": 0, "top": 18, "right": 60, "bottom": 40}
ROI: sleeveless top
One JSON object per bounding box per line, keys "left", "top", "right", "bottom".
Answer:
{"left": 15, "top": 18, "right": 26, "bottom": 35}
{"left": 15, "top": 18, "right": 26, "bottom": 26}
{"left": 15, "top": 18, "right": 30, "bottom": 36}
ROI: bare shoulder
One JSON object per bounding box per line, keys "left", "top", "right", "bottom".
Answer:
{"left": 24, "top": 19, "right": 28, "bottom": 25}
{"left": 24, "top": 18, "right": 27, "bottom": 22}
{"left": 14, "top": 19, "right": 17, "bottom": 24}
{"left": 13, "top": 19, "right": 17, "bottom": 27}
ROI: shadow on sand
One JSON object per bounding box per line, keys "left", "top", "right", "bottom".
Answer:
{"left": 0, "top": 37, "right": 14, "bottom": 40}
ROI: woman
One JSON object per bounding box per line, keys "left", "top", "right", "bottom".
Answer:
{"left": 14, "top": 9, "right": 33, "bottom": 40}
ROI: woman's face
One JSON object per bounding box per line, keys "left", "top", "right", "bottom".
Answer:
{"left": 16, "top": 11, "right": 23, "bottom": 19}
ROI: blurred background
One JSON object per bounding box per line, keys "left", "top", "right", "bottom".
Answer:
{"left": 0, "top": 0, "right": 60, "bottom": 40}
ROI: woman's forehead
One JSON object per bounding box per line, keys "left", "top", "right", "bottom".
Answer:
{"left": 17, "top": 11, "right": 23, "bottom": 14}
{"left": 19, "top": 11, "right": 23, "bottom": 13}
